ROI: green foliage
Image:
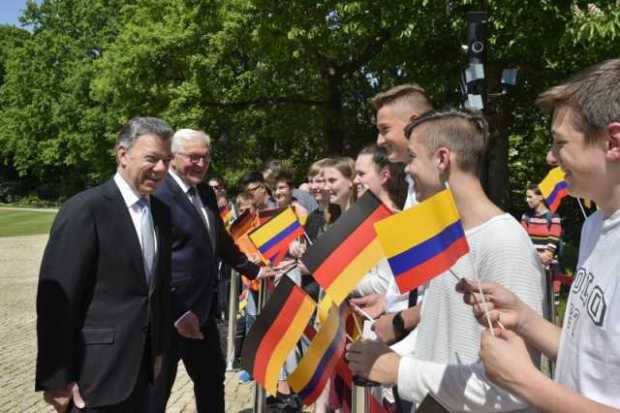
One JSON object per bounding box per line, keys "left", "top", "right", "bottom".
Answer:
{"left": 0, "top": 0, "right": 619, "bottom": 218}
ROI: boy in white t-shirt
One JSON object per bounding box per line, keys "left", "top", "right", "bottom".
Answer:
{"left": 458, "top": 59, "right": 620, "bottom": 412}
{"left": 347, "top": 109, "right": 545, "bottom": 412}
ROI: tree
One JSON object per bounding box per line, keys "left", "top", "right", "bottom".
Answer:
{"left": 0, "top": 0, "right": 132, "bottom": 196}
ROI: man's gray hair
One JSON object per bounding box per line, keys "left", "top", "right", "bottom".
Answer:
{"left": 171, "top": 129, "right": 212, "bottom": 154}
{"left": 116, "top": 117, "right": 174, "bottom": 150}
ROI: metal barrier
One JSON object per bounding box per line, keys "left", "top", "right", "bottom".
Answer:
{"left": 225, "top": 270, "right": 240, "bottom": 371}
{"left": 352, "top": 384, "right": 368, "bottom": 413}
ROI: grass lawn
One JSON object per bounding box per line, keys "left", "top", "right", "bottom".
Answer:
{"left": 0, "top": 209, "right": 56, "bottom": 237}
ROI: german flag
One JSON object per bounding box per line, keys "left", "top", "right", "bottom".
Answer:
{"left": 301, "top": 191, "right": 392, "bottom": 305}
{"left": 241, "top": 276, "right": 316, "bottom": 395}
{"left": 230, "top": 209, "right": 259, "bottom": 242}
{"left": 249, "top": 207, "right": 304, "bottom": 266}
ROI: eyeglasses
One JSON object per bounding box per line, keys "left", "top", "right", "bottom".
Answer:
{"left": 177, "top": 152, "right": 210, "bottom": 164}
{"left": 246, "top": 184, "right": 262, "bottom": 193}
{"left": 210, "top": 184, "right": 222, "bottom": 190}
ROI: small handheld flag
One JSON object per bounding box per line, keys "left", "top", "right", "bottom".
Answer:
{"left": 249, "top": 207, "right": 304, "bottom": 266}
{"left": 258, "top": 207, "right": 285, "bottom": 225}
{"left": 538, "top": 167, "right": 568, "bottom": 213}
{"left": 301, "top": 191, "right": 392, "bottom": 305}
{"left": 375, "top": 188, "right": 469, "bottom": 293}
{"left": 230, "top": 209, "right": 259, "bottom": 242}
{"left": 288, "top": 303, "right": 349, "bottom": 406}
{"left": 241, "top": 276, "right": 316, "bottom": 395}
{"left": 219, "top": 205, "right": 233, "bottom": 230}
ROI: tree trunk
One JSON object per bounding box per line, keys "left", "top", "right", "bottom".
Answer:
{"left": 482, "top": 95, "right": 512, "bottom": 211}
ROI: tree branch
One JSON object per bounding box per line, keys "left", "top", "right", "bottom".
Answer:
{"left": 202, "top": 96, "right": 327, "bottom": 109}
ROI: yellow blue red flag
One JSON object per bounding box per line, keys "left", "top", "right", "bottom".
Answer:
{"left": 289, "top": 303, "right": 349, "bottom": 406}
{"left": 538, "top": 167, "right": 568, "bottom": 213}
{"left": 375, "top": 188, "right": 469, "bottom": 293}
{"left": 249, "top": 207, "right": 304, "bottom": 266}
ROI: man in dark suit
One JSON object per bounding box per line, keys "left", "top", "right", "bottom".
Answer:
{"left": 35, "top": 117, "right": 175, "bottom": 412}
{"left": 149, "top": 129, "right": 270, "bottom": 413}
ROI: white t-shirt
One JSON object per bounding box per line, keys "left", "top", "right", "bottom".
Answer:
{"left": 555, "top": 209, "right": 620, "bottom": 408}
{"left": 352, "top": 258, "right": 393, "bottom": 297}
{"left": 397, "top": 214, "right": 545, "bottom": 412}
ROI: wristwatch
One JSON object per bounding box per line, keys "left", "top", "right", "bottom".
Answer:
{"left": 392, "top": 311, "right": 407, "bottom": 340}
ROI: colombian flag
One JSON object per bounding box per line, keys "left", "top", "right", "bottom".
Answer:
{"left": 249, "top": 207, "right": 304, "bottom": 266}
{"left": 241, "top": 276, "right": 316, "bottom": 395}
{"left": 375, "top": 188, "right": 469, "bottom": 294}
{"left": 289, "top": 303, "right": 349, "bottom": 406}
{"left": 302, "top": 324, "right": 353, "bottom": 413}
{"left": 301, "top": 191, "right": 392, "bottom": 305}
{"left": 538, "top": 167, "right": 568, "bottom": 213}
{"left": 258, "top": 207, "right": 285, "bottom": 225}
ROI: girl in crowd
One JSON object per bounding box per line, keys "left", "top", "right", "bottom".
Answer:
{"left": 521, "top": 184, "right": 562, "bottom": 272}
{"left": 351, "top": 144, "right": 407, "bottom": 297}
{"left": 304, "top": 158, "right": 339, "bottom": 241}
{"left": 273, "top": 167, "right": 309, "bottom": 223}
{"left": 323, "top": 157, "right": 357, "bottom": 213}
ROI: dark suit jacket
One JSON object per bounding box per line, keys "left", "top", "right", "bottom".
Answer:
{"left": 35, "top": 179, "right": 172, "bottom": 408}
{"left": 155, "top": 174, "right": 260, "bottom": 325}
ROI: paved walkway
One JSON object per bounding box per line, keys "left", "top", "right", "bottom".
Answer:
{"left": 0, "top": 234, "right": 255, "bottom": 412}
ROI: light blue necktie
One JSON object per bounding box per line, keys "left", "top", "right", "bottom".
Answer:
{"left": 138, "top": 197, "right": 155, "bottom": 285}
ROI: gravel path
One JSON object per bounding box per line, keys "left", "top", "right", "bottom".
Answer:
{"left": 0, "top": 234, "right": 255, "bottom": 412}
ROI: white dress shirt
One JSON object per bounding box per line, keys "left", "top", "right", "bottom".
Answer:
{"left": 113, "top": 172, "right": 157, "bottom": 255}
{"left": 169, "top": 169, "right": 213, "bottom": 238}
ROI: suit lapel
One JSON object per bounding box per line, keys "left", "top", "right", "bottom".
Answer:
{"left": 166, "top": 175, "right": 213, "bottom": 247}
{"left": 101, "top": 179, "right": 149, "bottom": 292}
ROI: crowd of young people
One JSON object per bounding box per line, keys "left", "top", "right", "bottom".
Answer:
{"left": 212, "top": 59, "right": 619, "bottom": 413}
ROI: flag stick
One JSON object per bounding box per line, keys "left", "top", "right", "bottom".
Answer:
{"left": 448, "top": 269, "right": 461, "bottom": 282}
{"left": 303, "top": 229, "right": 314, "bottom": 246}
{"left": 349, "top": 302, "right": 375, "bottom": 322}
{"left": 351, "top": 312, "right": 364, "bottom": 338}
{"left": 476, "top": 278, "right": 495, "bottom": 336}
{"left": 576, "top": 198, "right": 588, "bottom": 220}
{"left": 451, "top": 269, "right": 494, "bottom": 333}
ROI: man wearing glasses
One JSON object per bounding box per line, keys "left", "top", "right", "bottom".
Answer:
{"left": 149, "top": 129, "right": 271, "bottom": 413}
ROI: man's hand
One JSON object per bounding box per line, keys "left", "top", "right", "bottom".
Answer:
{"left": 346, "top": 340, "right": 400, "bottom": 385}
{"left": 349, "top": 294, "right": 385, "bottom": 319}
{"left": 246, "top": 253, "right": 262, "bottom": 265}
{"left": 175, "top": 311, "right": 204, "bottom": 339}
{"left": 480, "top": 329, "right": 541, "bottom": 392}
{"left": 43, "top": 382, "right": 85, "bottom": 412}
{"left": 257, "top": 266, "right": 275, "bottom": 280}
{"left": 371, "top": 314, "right": 398, "bottom": 344}
{"left": 456, "top": 278, "right": 530, "bottom": 333}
